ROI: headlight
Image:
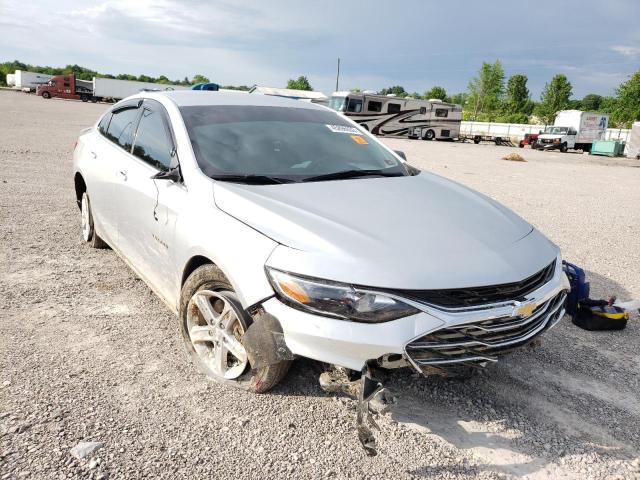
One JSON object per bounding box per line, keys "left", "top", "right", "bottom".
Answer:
{"left": 266, "top": 268, "right": 420, "bottom": 323}
{"left": 553, "top": 138, "right": 560, "bottom": 143}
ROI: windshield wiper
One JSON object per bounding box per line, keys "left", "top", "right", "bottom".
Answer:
{"left": 302, "top": 169, "right": 404, "bottom": 183}
{"left": 210, "top": 174, "right": 294, "bottom": 185}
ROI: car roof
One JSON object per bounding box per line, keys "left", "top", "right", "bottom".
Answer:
{"left": 146, "top": 90, "right": 327, "bottom": 110}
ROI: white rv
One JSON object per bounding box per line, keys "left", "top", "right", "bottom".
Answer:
{"left": 536, "top": 110, "right": 608, "bottom": 152}
{"left": 328, "top": 92, "right": 462, "bottom": 139}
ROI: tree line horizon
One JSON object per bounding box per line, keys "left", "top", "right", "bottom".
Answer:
{"left": 2, "top": 59, "right": 638, "bottom": 128}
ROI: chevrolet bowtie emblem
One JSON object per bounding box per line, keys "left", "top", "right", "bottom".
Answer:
{"left": 514, "top": 302, "right": 536, "bottom": 318}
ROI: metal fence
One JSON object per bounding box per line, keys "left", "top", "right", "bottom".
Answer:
{"left": 460, "top": 121, "right": 631, "bottom": 142}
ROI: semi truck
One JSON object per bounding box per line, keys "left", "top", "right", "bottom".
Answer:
{"left": 535, "top": 110, "right": 608, "bottom": 152}
{"left": 328, "top": 91, "right": 462, "bottom": 140}
{"left": 11, "top": 70, "right": 52, "bottom": 92}
{"left": 36, "top": 75, "right": 188, "bottom": 102}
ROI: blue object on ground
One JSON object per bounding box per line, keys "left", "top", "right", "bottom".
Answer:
{"left": 563, "top": 261, "right": 590, "bottom": 317}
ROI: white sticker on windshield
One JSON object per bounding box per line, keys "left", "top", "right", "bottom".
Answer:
{"left": 325, "top": 124, "right": 362, "bottom": 135}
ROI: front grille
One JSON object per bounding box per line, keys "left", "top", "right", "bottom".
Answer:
{"left": 391, "top": 260, "right": 555, "bottom": 309}
{"left": 405, "top": 291, "right": 566, "bottom": 370}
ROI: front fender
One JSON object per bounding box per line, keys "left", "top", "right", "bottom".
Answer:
{"left": 176, "top": 208, "right": 279, "bottom": 310}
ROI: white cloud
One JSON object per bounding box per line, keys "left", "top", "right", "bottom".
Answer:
{"left": 610, "top": 45, "right": 640, "bottom": 57}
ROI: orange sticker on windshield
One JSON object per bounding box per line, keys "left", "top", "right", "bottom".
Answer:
{"left": 351, "top": 135, "right": 368, "bottom": 145}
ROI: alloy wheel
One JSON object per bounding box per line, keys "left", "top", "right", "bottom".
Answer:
{"left": 186, "top": 290, "right": 248, "bottom": 380}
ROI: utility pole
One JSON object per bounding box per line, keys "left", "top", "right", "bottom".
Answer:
{"left": 335, "top": 57, "right": 340, "bottom": 92}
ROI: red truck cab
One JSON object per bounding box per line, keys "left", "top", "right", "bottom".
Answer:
{"left": 37, "top": 75, "right": 97, "bottom": 102}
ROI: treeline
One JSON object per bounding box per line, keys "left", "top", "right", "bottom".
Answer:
{"left": 368, "top": 61, "right": 640, "bottom": 128}
{"left": 0, "top": 60, "right": 251, "bottom": 91}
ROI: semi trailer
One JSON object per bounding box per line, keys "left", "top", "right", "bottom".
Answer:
{"left": 11, "top": 70, "right": 52, "bottom": 92}
{"left": 36, "top": 75, "right": 188, "bottom": 102}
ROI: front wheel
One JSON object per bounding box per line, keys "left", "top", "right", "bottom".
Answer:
{"left": 42, "top": 91, "right": 51, "bottom": 99}
{"left": 179, "top": 265, "right": 291, "bottom": 393}
{"left": 423, "top": 129, "right": 436, "bottom": 141}
{"left": 560, "top": 142, "right": 568, "bottom": 153}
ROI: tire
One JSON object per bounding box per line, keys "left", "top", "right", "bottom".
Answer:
{"left": 91, "top": 97, "right": 98, "bottom": 103}
{"left": 423, "top": 129, "right": 436, "bottom": 141}
{"left": 473, "top": 136, "right": 481, "bottom": 144}
{"left": 80, "top": 192, "right": 108, "bottom": 248}
{"left": 519, "top": 143, "right": 525, "bottom": 148}
{"left": 495, "top": 137, "right": 502, "bottom": 146}
{"left": 81, "top": 94, "right": 89, "bottom": 102}
{"left": 42, "top": 91, "right": 51, "bottom": 99}
{"left": 179, "top": 264, "right": 291, "bottom": 393}
{"left": 560, "top": 142, "right": 568, "bottom": 153}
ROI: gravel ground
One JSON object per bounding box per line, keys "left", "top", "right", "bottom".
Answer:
{"left": 1, "top": 91, "right": 639, "bottom": 480}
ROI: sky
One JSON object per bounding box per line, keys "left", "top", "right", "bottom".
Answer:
{"left": 1, "top": 0, "right": 639, "bottom": 99}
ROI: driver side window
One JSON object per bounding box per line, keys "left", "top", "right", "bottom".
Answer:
{"left": 131, "top": 107, "right": 174, "bottom": 171}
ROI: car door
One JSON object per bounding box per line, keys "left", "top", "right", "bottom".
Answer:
{"left": 87, "top": 102, "right": 141, "bottom": 247}
{"left": 116, "top": 99, "right": 185, "bottom": 304}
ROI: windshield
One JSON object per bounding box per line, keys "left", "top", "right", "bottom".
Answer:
{"left": 180, "top": 105, "right": 408, "bottom": 183}
{"left": 544, "top": 126, "right": 568, "bottom": 134}
{"left": 328, "top": 96, "right": 347, "bottom": 112}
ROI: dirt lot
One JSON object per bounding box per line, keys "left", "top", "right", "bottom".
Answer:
{"left": 1, "top": 91, "right": 639, "bottom": 480}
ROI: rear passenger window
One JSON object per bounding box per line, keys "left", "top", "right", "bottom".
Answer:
{"left": 98, "top": 113, "right": 112, "bottom": 136}
{"left": 387, "top": 103, "right": 401, "bottom": 114}
{"left": 106, "top": 107, "right": 139, "bottom": 151}
{"left": 435, "top": 108, "right": 448, "bottom": 117}
{"left": 132, "top": 108, "right": 173, "bottom": 171}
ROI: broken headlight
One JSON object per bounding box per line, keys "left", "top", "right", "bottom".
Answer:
{"left": 266, "top": 268, "right": 419, "bottom": 323}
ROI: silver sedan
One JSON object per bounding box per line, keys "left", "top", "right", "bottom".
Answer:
{"left": 73, "top": 91, "right": 569, "bottom": 393}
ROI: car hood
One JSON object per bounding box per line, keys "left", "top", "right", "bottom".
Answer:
{"left": 538, "top": 134, "right": 564, "bottom": 140}
{"left": 213, "top": 173, "right": 558, "bottom": 289}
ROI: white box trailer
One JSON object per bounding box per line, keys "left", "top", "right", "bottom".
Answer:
{"left": 626, "top": 122, "right": 640, "bottom": 159}
{"left": 536, "top": 110, "right": 608, "bottom": 152}
{"left": 6, "top": 73, "right": 15, "bottom": 87}
{"left": 14, "top": 70, "right": 52, "bottom": 91}
{"left": 93, "top": 77, "right": 189, "bottom": 101}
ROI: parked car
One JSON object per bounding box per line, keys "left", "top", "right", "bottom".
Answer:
{"left": 519, "top": 132, "right": 540, "bottom": 148}
{"left": 73, "top": 91, "right": 569, "bottom": 393}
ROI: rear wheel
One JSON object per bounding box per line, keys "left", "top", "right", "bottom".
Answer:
{"left": 81, "top": 94, "right": 89, "bottom": 102}
{"left": 80, "top": 192, "right": 108, "bottom": 248}
{"left": 179, "top": 264, "right": 291, "bottom": 393}
{"left": 91, "top": 96, "right": 98, "bottom": 103}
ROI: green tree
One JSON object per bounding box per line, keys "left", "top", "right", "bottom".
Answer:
{"left": 424, "top": 86, "right": 447, "bottom": 100}
{"left": 611, "top": 69, "right": 640, "bottom": 127}
{"left": 466, "top": 60, "right": 505, "bottom": 120}
{"left": 504, "top": 74, "right": 530, "bottom": 114}
{"left": 378, "top": 85, "right": 407, "bottom": 97}
{"left": 191, "top": 74, "right": 210, "bottom": 84}
{"left": 581, "top": 94, "right": 602, "bottom": 111}
{"left": 222, "top": 85, "right": 252, "bottom": 91}
{"left": 449, "top": 92, "right": 468, "bottom": 106}
{"left": 535, "top": 74, "right": 573, "bottom": 123}
{"left": 286, "top": 75, "right": 313, "bottom": 91}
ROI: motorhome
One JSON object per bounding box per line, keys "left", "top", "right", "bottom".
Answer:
{"left": 328, "top": 92, "right": 462, "bottom": 139}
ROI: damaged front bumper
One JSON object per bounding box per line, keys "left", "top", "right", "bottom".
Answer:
{"left": 261, "top": 258, "right": 570, "bottom": 374}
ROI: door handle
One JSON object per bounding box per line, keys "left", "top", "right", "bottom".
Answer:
{"left": 118, "top": 170, "right": 128, "bottom": 181}
{"left": 90, "top": 151, "right": 97, "bottom": 159}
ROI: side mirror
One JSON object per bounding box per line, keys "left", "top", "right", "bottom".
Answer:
{"left": 394, "top": 150, "right": 407, "bottom": 160}
{"left": 152, "top": 166, "right": 182, "bottom": 182}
